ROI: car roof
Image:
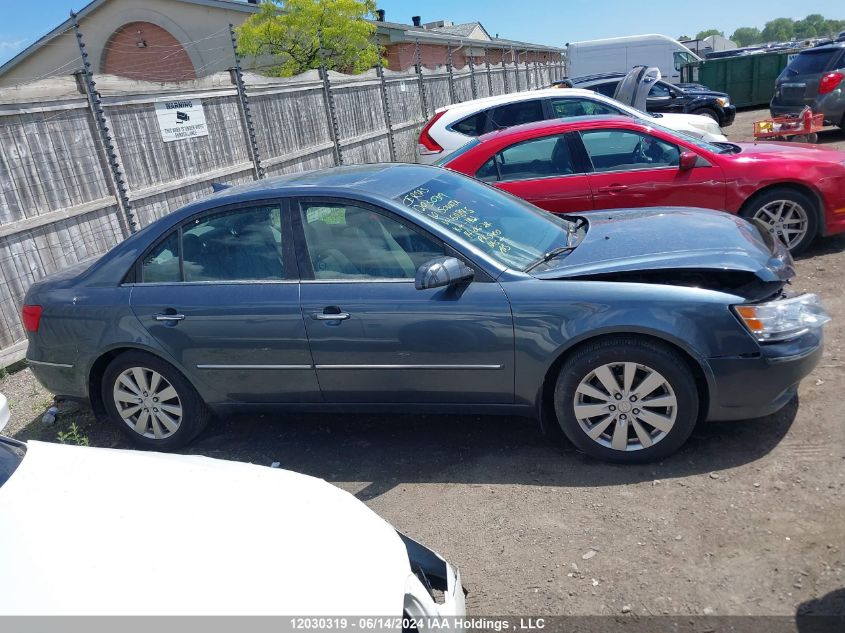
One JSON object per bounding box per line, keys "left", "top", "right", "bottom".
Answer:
{"left": 434, "top": 88, "right": 609, "bottom": 116}
{"left": 190, "top": 163, "right": 438, "bottom": 211}
{"left": 476, "top": 114, "right": 639, "bottom": 143}
{"left": 800, "top": 42, "right": 845, "bottom": 53}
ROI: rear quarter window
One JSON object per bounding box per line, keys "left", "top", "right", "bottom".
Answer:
{"left": 451, "top": 112, "right": 488, "bottom": 136}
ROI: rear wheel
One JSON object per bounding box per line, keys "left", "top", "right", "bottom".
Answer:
{"left": 740, "top": 187, "right": 818, "bottom": 255}
{"left": 102, "top": 351, "right": 209, "bottom": 450}
{"left": 554, "top": 337, "right": 699, "bottom": 463}
{"left": 691, "top": 107, "right": 719, "bottom": 123}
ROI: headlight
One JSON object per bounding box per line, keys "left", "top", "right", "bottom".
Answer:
{"left": 733, "top": 293, "right": 830, "bottom": 342}
{"left": 716, "top": 97, "right": 730, "bottom": 107}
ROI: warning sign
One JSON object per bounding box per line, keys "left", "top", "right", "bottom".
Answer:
{"left": 154, "top": 99, "right": 209, "bottom": 142}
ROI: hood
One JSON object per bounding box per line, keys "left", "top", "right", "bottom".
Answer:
{"left": 613, "top": 66, "right": 661, "bottom": 111}
{"left": 658, "top": 111, "right": 724, "bottom": 137}
{"left": 0, "top": 441, "right": 410, "bottom": 615}
{"left": 534, "top": 207, "right": 793, "bottom": 291}
{"left": 683, "top": 88, "right": 730, "bottom": 98}
{"left": 730, "top": 141, "right": 845, "bottom": 162}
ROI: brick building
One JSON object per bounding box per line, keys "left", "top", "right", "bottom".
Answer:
{"left": 0, "top": 0, "right": 562, "bottom": 87}
{"left": 375, "top": 14, "right": 563, "bottom": 71}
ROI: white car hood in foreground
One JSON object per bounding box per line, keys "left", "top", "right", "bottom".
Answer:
{"left": 0, "top": 441, "right": 410, "bottom": 615}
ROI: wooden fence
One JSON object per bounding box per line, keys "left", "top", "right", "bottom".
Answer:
{"left": 0, "top": 59, "right": 564, "bottom": 366}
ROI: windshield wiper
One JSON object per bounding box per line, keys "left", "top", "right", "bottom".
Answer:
{"left": 525, "top": 245, "right": 577, "bottom": 272}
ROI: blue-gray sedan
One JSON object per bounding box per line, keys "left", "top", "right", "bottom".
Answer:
{"left": 22, "top": 164, "right": 829, "bottom": 462}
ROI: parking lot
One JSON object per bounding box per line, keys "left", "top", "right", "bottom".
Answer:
{"left": 2, "top": 106, "right": 844, "bottom": 617}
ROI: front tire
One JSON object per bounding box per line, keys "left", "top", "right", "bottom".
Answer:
{"left": 554, "top": 337, "right": 699, "bottom": 463}
{"left": 740, "top": 187, "right": 818, "bottom": 255}
{"left": 102, "top": 351, "right": 209, "bottom": 451}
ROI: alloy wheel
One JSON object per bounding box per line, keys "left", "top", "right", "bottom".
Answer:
{"left": 573, "top": 362, "right": 677, "bottom": 451}
{"left": 753, "top": 200, "right": 809, "bottom": 250}
{"left": 112, "top": 367, "right": 183, "bottom": 439}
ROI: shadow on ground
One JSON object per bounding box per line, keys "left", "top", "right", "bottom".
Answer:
{"left": 797, "top": 587, "right": 845, "bottom": 633}
{"left": 15, "top": 393, "right": 799, "bottom": 500}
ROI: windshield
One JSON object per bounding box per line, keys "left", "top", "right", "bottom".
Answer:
{"left": 640, "top": 119, "right": 728, "bottom": 153}
{"left": 396, "top": 170, "right": 573, "bottom": 271}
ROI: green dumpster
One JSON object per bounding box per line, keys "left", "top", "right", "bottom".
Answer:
{"left": 694, "top": 51, "right": 798, "bottom": 108}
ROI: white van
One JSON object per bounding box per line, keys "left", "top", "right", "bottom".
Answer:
{"left": 566, "top": 34, "right": 701, "bottom": 83}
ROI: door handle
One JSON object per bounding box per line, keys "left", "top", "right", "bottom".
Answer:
{"left": 597, "top": 184, "right": 627, "bottom": 193}
{"left": 155, "top": 313, "right": 186, "bottom": 322}
{"left": 312, "top": 307, "right": 350, "bottom": 321}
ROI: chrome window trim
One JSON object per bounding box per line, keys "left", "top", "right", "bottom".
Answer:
{"left": 123, "top": 280, "right": 298, "bottom": 287}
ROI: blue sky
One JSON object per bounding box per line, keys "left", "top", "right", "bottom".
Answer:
{"left": 1, "top": 0, "right": 844, "bottom": 64}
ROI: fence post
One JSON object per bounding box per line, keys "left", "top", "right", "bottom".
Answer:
{"left": 468, "top": 46, "right": 477, "bottom": 99}
{"left": 374, "top": 45, "right": 397, "bottom": 162}
{"left": 513, "top": 48, "right": 521, "bottom": 91}
{"left": 415, "top": 39, "right": 429, "bottom": 119}
{"left": 446, "top": 42, "right": 456, "bottom": 104}
{"left": 71, "top": 11, "right": 135, "bottom": 237}
{"left": 501, "top": 48, "right": 509, "bottom": 93}
{"left": 318, "top": 29, "right": 343, "bottom": 166}
{"left": 229, "top": 24, "right": 264, "bottom": 180}
{"left": 517, "top": 51, "right": 531, "bottom": 90}
{"left": 484, "top": 47, "right": 493, "bottom": 96}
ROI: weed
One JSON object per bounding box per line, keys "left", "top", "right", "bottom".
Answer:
{"left": 56, "top": 422, "right": 89, "bottom": 447}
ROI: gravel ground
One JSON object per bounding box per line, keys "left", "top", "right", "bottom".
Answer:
{"left": 2, "top": 107, "right": 844, "bottom": 617}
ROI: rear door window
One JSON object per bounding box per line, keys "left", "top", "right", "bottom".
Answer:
{"left": 489, "top": 100, "right": 544, "bottom": 128}
{"left": 591, "top": 82, "right": 619, "bottom": 98}
{"left": 478, "top": 134, "right": 576, "bottom": 182}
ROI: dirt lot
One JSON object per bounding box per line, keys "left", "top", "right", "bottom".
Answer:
{"left": 2, "top": 107, "right": 844, "bottom": 617}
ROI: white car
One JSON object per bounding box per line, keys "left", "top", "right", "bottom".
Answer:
{"left": 417, "top": 87, "right": 727, "bottom": 164}
{"left": 0, "top": 439, "right": 465, "bottom": 617}
{"left": 0, "top": 393, "right": 8, "bottom": 433}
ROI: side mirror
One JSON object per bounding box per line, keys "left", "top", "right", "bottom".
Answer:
{"left": 415, "top": 256, "right": 474, "bottom": 290}
{"left": 679, "top": 151, "right": 698, "bottom": 170}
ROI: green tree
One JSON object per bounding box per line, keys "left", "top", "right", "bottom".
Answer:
{"left": 760, "top": 18, "right": 795, "bottom": 42}
{"left": 677, "top": 35, "right": 692, "bottom": 41}
{"left": 794, "top": 14, "right": 824, "bottom": 39}
{"left": 237, "top": 0, "right": 380, "bottom": 77}
{"left": 695, "top": 29, "right": 724, "bottom": 40}
{"left": 730, "top": 27, "right": 762, "bottom": 46}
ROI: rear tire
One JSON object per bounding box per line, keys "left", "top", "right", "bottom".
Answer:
{"left": 740, "top": 186, "right": 818, "bottom": 255}
{"left": 691, "top": 108, "right": 720, "bottom": 123}
{"left": 553, "top": 337, "right": 699, "bottom": 463}
{"left": 102, "top": 351, "right": 209, "bottom": 451}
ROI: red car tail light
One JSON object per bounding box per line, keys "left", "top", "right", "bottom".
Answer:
{"left": 21, "top": 305, "right": 43, "bottom": 332}
{"left": 418, "top": 110, "right": 447, "bottom": 154}
{"left": 819, "top": 72, "right": 844, "bottom": 95}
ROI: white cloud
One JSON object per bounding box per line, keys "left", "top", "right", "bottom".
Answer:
{"left": 0, "top": 38, "right": 27, "bottom": 52}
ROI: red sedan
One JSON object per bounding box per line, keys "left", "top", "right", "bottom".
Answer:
{"left": 441, "top": 115, "right": 845, "bottom": 254}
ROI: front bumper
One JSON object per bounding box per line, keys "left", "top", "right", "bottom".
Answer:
{"left": 400, "top": 533, "right": 466, "bottom": 617}
{"left": 705, "top": 328, "right": 823, "bottom": 421}
{"left": 720, "top": 105, "right": 737, "bottom": 127}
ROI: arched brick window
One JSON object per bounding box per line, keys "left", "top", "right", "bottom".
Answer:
{"left": 101, "top": 22, "right": 196, "bottom": 82}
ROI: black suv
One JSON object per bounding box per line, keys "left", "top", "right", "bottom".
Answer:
{"left": 558, "top": 72, "right": 737, "bottom": 127}
{"left": 770, "top": 43, "right": 845, "bottom": 128}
